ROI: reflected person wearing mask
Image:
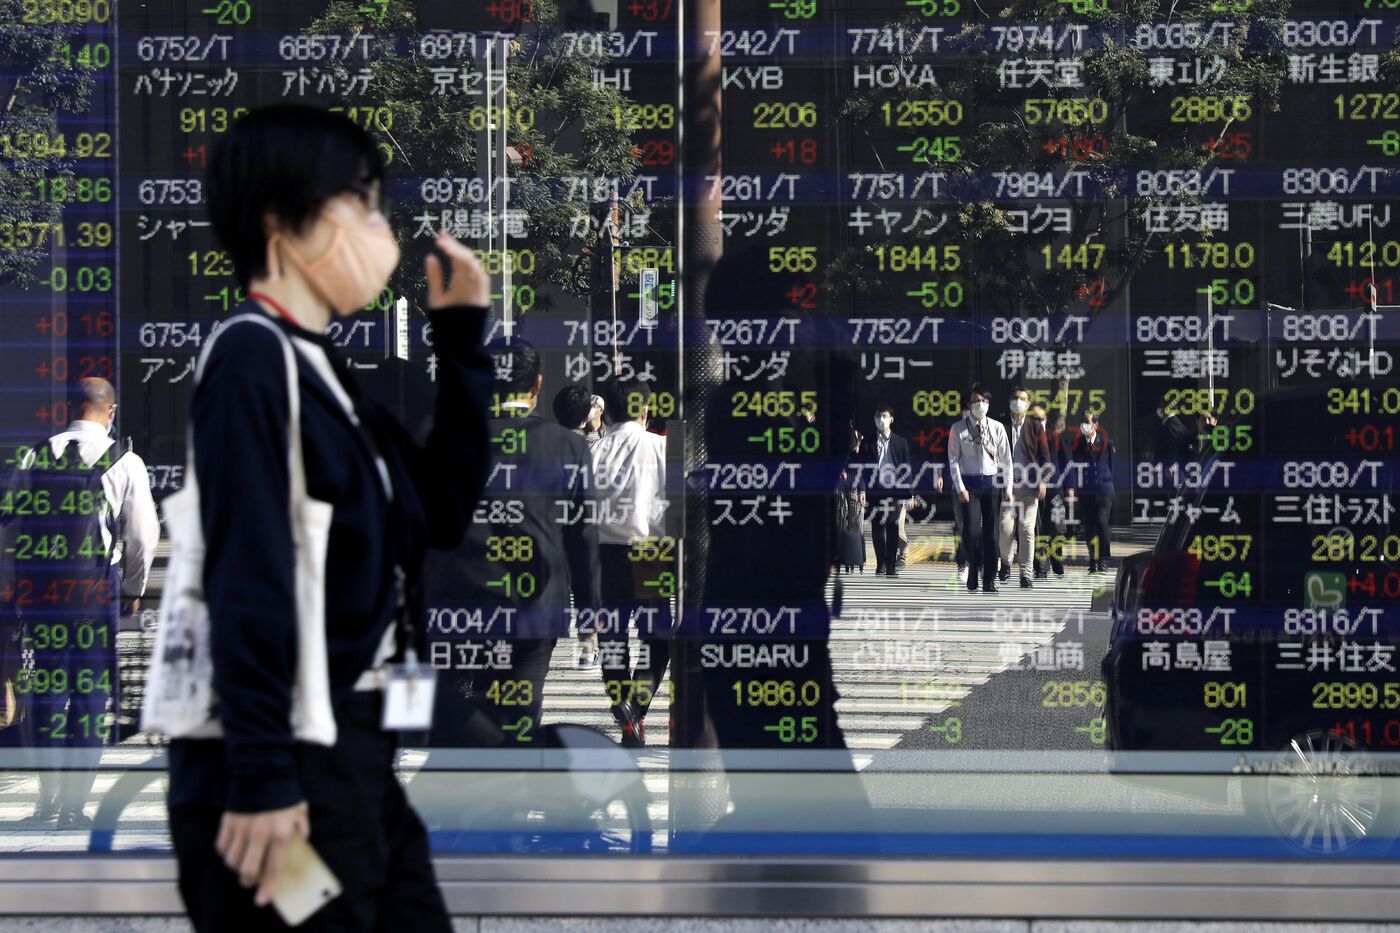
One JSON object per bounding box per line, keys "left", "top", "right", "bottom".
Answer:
{"left": 1066, "top": 410, "right": 1116, "bottom": 574}
{"left": 166, "top": 105, "right": 494, "bottom": 932}
{"left": 855, "top": 403, "right": 912, "bottom": 577}
{"left": 998, "top": 386, "right": 1052, "bottom": 590}
{"left": 947, "top": 385, "right": 1013, "bottom": 593}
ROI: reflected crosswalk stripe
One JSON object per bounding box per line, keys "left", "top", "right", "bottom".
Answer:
{"left": 0, "top": 552, "right": 1115, "bottom": 853}
{"left": 825, "top": 564, "right": 1109, "bottom": 753}
{"left": 527, "top": 563, "right": 1111, "bottom": 754}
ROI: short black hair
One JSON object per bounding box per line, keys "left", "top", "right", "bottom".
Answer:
{"left": 605, "top": 376, "right": 648, "bottom": 421}
{"left": 207, "top": 105, "right": 385, "bottom": 286}
{"left": 1085, "top": 410, "right": 1102, "bottom": 424}
{"left": 553, "top": 384, "right": 593, "bottom": 430}
{"left": 489, "top": 339, "right": 541, "bottom": 395}
{"left": 873, "top": 402, "right": 894, "bottom": 417}
{"left": 969, "top": 383, "right": 991, "bottom": 401}
{"left": 1010, "top": 385, "right": 1029, "bottom": 398}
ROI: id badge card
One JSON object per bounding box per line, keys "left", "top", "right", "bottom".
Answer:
{"left": 381, "top": 652, "right": 437, "bottom": 731}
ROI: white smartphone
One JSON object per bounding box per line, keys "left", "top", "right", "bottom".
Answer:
{"left": 270, "top": 835, "right": 343, "bottom": 927}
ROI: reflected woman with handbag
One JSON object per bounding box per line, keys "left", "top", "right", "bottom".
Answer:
{"left": 146, "top": 105, "right": 494, "bottom": 931}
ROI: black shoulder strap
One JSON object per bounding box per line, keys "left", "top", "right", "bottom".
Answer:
{"left": 62, "top": 438, "right": 82, "bottom": 464}
{"left": 22, "top": 436, "right": 56, "bottom": 471}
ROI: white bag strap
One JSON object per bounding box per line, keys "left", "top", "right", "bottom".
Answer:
{"left": 186, "top": 312, "right": 307, "bottom": 506}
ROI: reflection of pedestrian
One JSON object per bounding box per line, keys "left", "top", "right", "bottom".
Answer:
{"left": 167, "top": 105, "right": 494, "bottom": 930}
{"left": 833, "top": 481, "right": 865, "bottom": 573}
{"left": 1151, "top": 393, "right": 1193, "bottom": 477}
{"left": 948, "top": 385, "right": 1012, "bottom": 594}
{"left": 426, "top": 340, "right": 600, "bottom": 744}
{"left": 834, "top": 426, "right": 866, "bottom": 574}
{"left": 1067, "top": 410, "right": 1115, "bottom": 573}
{"left": 1034, "top": 405, "right": 1068, "bottom": 578}
{"left": 677, "top": 245, "right": 871, "bottom": 852}
{"left": 690, "top": 246, "right": 857, "bottom": 754}
{"left": 950, "top": 407, "right": 968, "bottom": 580}
{"left": 856, "top": 403, "right": 912, "bottom": 578}
{"left": 584, "top": 394, "right": 606, "bottom": 445}
{"left": 895, "top": 503, "right": 909, "bottom": 569}
{"left": 553, "top": 384, "right": 607, "bottom": 666}
{"left": 590, "top": 378, "right": 668, "bottom": 747}
{"left": 3, "top": 378, "right": 159, "bottom": 829}
{"left": 1192, "top": 411, "right": 1217, "bottom": 463}
{"left": 553, "top": 384, "right": 606, "bottom": 450}
{"left": 998, "top": 387, "right": 1051, "bottom": 589}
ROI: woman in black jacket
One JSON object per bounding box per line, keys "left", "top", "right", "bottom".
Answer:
{"left": 167, "top": 105, "right": 493, "bottom": 931}
{"left": 1066, "top": 410, "right": 1115, "bottom": 573}
{"left": 834, "top": 422, "right": 866, "bottom": 573}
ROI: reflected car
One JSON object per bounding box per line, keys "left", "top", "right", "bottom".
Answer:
{"left": 1103, "top": 381, "right": 1400, "bottom": 850}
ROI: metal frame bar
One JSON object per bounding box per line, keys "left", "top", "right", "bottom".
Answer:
{"left": 5, "top": 857, "right": 1400, "bottom": 919}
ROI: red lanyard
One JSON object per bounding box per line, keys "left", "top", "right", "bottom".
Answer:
{"left": 247, "top": 290, "right": 301, "bottom": 328}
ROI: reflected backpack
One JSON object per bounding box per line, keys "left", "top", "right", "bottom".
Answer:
{"left": 7, "top": 437, "right": 116, "bottom": 619}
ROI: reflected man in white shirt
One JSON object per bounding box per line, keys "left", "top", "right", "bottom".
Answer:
{"left": 589, "top": 379, "right": 669, "bottom": 747}
{"left": 947, "top": 383, "right": 1013, "bottom": 594}
{"left": 2, "top": 378, "right": 159, "bottom": 829}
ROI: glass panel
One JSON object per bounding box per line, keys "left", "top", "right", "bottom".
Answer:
{"left": 0, "top": 0, "right": 1397, "bottom": 867}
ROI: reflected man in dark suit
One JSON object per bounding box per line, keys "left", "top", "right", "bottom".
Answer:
{"left": 856, "top": 403, "right": 913, "bottom": 578}
{"left": 1151, "top": 393, "right": 1195, "bottom": 479}
{"left": 667, "top": 246, "right": 872, "bottom": 853}
{"left": 424, "top": 339, "right": 600, "bottom": 746}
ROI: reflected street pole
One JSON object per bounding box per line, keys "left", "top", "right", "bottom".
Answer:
{"left": 671, "top": 0, "right": 726, "bottom": 846}
{"left": 480, "top": 37, "right": 513, "bottom": 338}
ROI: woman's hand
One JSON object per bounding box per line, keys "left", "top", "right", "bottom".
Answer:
{"left": 424, "top": 230, "right": 490, "bottom": 309}
{"left": 217, "top": 802, "right": 310, "bottom": 907}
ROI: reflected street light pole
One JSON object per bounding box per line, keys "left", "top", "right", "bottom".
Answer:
{"left": 479, "top": 36, "right": 512, "bottom": 338}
